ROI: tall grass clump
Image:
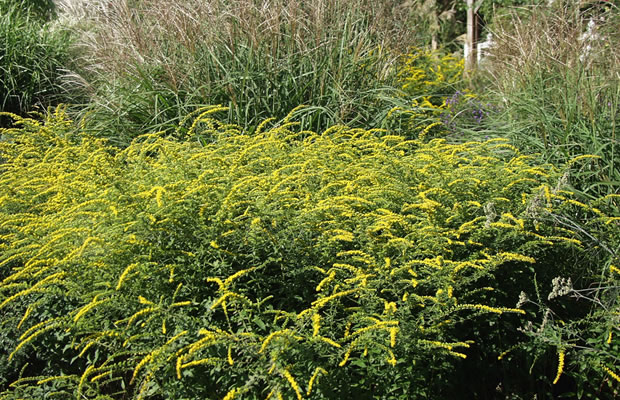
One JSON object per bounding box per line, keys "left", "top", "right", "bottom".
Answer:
{"left": 57, "top": 0, "right": 420, "bottom": 145}
{"left": 1, "top": 106, "right": 617, "bottom": 399}
{"left": 0, "top": 0, "right": 73, "bottom": 125}
{"left": 481, "top": 0, "right": 619, "bottom": 200}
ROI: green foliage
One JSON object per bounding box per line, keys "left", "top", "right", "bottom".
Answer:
{"left": 0, "top": 0, "right": 57, "bottom": 22}
{"left": 1, "top": 106, "right": 616, "bottom": 399}
{"left": 0, "top": 0, "right": 73, "bottom": 125}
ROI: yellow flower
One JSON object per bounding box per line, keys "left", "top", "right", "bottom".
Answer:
{"left": 312, "top": 313, "right": 321, "bottom": 337}
{"left": 282, "top": 368, "right": 303, "bottom": 400}
{"left": 552, "top": 350, "right": 565, "bottom": 384}
{"left": 307, "top": 367, "right": 327, "bottom": 396}
{"left": 390, "top": 327, "right": 398, "bottom": 348}
{"left": 227, "top": 344, "right": 234, "bottom": 366}
{"left": 222, "top": 387, "right": 241, "bottom": 400}
{"left": 602, "top": 365, "right": 620, "bottom": 383}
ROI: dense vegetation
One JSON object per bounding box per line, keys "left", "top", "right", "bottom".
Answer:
{"left": 0, "top": 1, "right": 618, "bottom": 399}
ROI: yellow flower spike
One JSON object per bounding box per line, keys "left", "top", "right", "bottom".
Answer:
{"left": 0, "top": 272, "right": 66, "bottom": 310}
{"left": 383, "top": 301, "right": 397, "bottom": 314}
{"left": 282, "top": 368, "right": 303, "bottom": 400}
{"left": 74, "top": 297, "right": 110, "bottom": 323}
{"left": 387, "top": 349, "right": 397, "bottom": 366}
{"left": 222, "top": 387, "right": 242, "bottom": 400}
{"left": 498, "top": 252, "right": 536, "bottom": 264}
{"left": 210, "top": 293, "right": 236, "bottom": 310}
{"left": 566, "top": 154, "right": 601, "bottom": 166}
{"left": 136, "top": 371, "right": 154, "bottom": 400}
{"left": 207, "top": 277, "right": 224, "bottom": 290}
{"left": 344, "top": 322, "right": 352, "bottom": 338}
{"left": 223, "top": 266, "right": 257, "bottom": 287}
{"left": 268, "top": 362, "right": 277, "bottom": 375}
{"left": 227, "top": 345, "right": 234, "bottom": 366}
{"left": 602, "top": 365, "right": 620, "bottom": 383}
{"left": 259, "top": 329, "right": 293, "bottom": 354}
{"left": 339, "top": 347, "right": 353, "bottom": 367}
{"left": 283, "top": 105, "right": 308, "bottom": 123}
{"left": 448, "top": 351, "right": 467, "bottom": 359}
{"left": 307, "top": 367, "right": 327, "bottom": 396}
{"left": 181, "top": 357, "right": 221, "bottom": 370}
{"left": 390, "top": 327, "right": 398, "bottom": 348}
{"left": 419, "top": 340, "right": 452, "bottom": 351}
{"left": 312, "top": 313, "right": 321, "bottom": 337}
{"left": 310, "top": 288, "right": 359, "bottom": 310}
{"left": 501, "top": 213, "right": 525, "bottom": 230}
{"left": 176, "top": 356, "right": 184, "bottom": 379}
{"left": 457, "top": 303, "right": 526, "bottom": 315}
{"left": 10, "top": 320, "right": 64, "bottom": 361}
{"left": 116, "top": 263, "right": 139, "bottom": 291}
{"left": 317, "top": 336, "right": 341, "bottom": 348}
{"left": 61, "top": 236, "right": 102, "bottom": 262}
{"left": 350, "top": 321, "right": 399, "bottom": 338}
{"left": 126, "top": 306, "right": 157, "bottom": 328}
{"left": 146, "top": 186, "right": 166, "bottom": 208}
{"left": 17, "top": 302, "right": 39, "bottom": 330}
{"left": 37, "top": 375, "right": 77, "bottom": 385}
{"left": 90, "top": 370, "right": 112, "bottom": 383}
{"left": 316, "top": 270, "right": 336, "bottom": 292}
{"left": 132, "top": 351, "right": 157, "bottom": 384}
{"left": 77, "top": 365, "right": 95, "bottom": 397}
{"left": 553, "top": 350, "right": 565, "bottom": 384}
{"left": 254, "top": 117, "right": 276, "bottom": 136}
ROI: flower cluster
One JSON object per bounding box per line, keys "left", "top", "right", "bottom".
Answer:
{"left": 441, "top": 91, "right": 498, "bottom": 132}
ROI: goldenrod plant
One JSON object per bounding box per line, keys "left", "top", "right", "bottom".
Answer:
{"left": 1, "top": 106, "right": 616, "bottom": 399}
{"left": 384, "top": 49, "right": 465, "bottom": 141}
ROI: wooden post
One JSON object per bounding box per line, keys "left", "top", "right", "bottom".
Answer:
{"left": 465, "top": 0, "right": 480, "bottom": 74}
